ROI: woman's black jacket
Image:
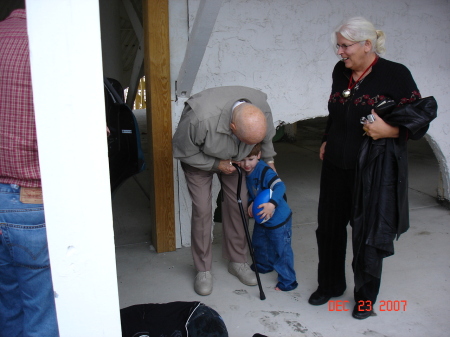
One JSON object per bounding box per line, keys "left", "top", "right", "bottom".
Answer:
{"left": 351, "top": 97, "right": 437, "bottom": 291}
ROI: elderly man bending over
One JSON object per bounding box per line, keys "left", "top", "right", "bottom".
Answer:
{"left": 172, "top": 86, "right": 277, "bottom": 296}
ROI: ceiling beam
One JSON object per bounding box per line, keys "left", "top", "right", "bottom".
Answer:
{"left": 176, "top": 0, "right": 223, "bottom": 99}
{"left": 122, "top": 0, "right": 144, "bottom": 108}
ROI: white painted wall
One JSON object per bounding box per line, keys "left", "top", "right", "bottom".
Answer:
{"left": 27, "top": 1, "right": 121, "bottom": 336}
{"left": 171, "top": 0, "right": 450, "bottom": 246}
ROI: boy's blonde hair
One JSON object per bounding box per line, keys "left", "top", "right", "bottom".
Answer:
{"left": 246, "top": 143, "right": 261, "bottom": 157}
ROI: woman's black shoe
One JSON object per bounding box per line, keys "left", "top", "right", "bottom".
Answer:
{"left": 308, "top": 289, "right": 343, "bottom": 306}
{"left": 308, "top": 290, "right": 331, "bottom": 305}
{"left": 352, "top": 303, "right": 374, "bottom": 319}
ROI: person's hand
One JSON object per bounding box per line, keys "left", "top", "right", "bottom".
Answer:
{"left": 362, "top": 111, "right": 399, "bottom": 140}
{"left": 218, "top": 159, "right": 236, "bottom": 174}
{"left": 248, "top": 202, "right": 253, "bottom": 217}
{"left": 319, "top": 142, "right": 327, "bottom": 160}
{"left": 267, "top": 161, "right": 276, "bottom": 172}
{"left": 255, "top": 202, "right": 275, "bottom": 222}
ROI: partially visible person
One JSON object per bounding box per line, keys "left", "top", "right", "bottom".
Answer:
{"left": 0, "top": 7, "right": 59, "bottom": 336}
{"left": 309, "top": 16, "right": 436, "bottom": 319}
{"left": 240, "top": 143, "right": 298, "bottom": 291}
{"left": 172, "top": 86, "right": 277, "bottom": 296}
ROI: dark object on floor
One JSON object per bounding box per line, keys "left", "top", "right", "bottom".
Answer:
{"left": 252, "top": 334, "right": 269, "bottom": 337}
{"left": 187, "top": 303, "right": 228, "bottom": 337}
{"left": 120, "top": 301, "right": 228, "bottom": 337}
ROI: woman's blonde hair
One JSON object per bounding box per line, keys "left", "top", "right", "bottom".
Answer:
{"left": 332, "top": 16, "right": 386, "bottom": 56}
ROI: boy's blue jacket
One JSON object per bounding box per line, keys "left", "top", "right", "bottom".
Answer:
{"left": 246, "top": 161, "right": 292, "bottom": 229}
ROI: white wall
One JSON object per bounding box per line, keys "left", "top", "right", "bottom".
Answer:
{"left": 171, "top": 0, "right": 450, "bottom": 246}
{"left": 27, "top": 0, "right": 121, "bottom": 336}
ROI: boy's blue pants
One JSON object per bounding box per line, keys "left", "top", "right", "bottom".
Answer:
{"left": 252, "top": 217, "right": 298, "bottom": 291}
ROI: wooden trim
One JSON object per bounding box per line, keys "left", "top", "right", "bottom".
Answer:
{"left": 142, "top": 0, "right": 175, "bottom": 252}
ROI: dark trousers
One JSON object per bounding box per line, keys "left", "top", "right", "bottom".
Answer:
{"left": 316, "top": 160, "right": 381, "bottom": 303}
{"left": 354, "top": 272, "right": 382, "bottom": 304}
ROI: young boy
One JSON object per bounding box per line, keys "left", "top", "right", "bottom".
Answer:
{"left": 240, "top": 144, "right": 298, "bottom": 291}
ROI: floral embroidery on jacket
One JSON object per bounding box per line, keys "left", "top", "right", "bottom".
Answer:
{"left": 329, "top": 91, "right": 422, "bottom": 107}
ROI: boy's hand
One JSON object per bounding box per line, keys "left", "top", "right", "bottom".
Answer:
{"left": 256, "top": 202, "right": 275, "bottom": 222}
{"left": 248, "top": 202, "right": 253, "bottom": 217}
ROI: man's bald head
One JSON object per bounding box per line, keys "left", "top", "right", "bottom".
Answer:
{"left": 230, "top": 103, "right": 267, "bottom": 145}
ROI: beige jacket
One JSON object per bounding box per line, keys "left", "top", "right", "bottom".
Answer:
{"left": 172, "top": 86, "right": 276, "bottom": 171}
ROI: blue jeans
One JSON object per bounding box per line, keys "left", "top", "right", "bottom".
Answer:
{"left": 252, "top": 218, "right": 298, "bottom": 291}
{"left": 0, "top": 183, "right": 59, "bottom": 337}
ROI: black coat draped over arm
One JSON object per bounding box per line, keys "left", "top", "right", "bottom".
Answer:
{"left": 352, "top": 96, "right": 437, "bottom": 291}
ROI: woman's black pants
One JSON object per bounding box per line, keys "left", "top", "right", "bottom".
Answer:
{"left": 315, "top": 159, "right": 380, "bottom": 303}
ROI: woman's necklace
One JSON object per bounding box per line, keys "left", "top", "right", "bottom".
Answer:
{"left": 342, "top": 57, "right": 378, "bottom": 98}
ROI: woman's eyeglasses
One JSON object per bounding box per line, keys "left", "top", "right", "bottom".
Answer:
{"left": 335, "top": 42, "right": 359, "bottom": 50}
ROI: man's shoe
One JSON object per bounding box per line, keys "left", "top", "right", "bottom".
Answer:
{"left": 352, "top": 303, "right": 375, "bottom": 320}
{"left": 308, "top": 289, "right": 343, "bottom": 306}
{"left": 194, "top": 271, "right": 213, "bottom": 296}
{"left": 228, "top": 262, "right": 257, "bottom": 286}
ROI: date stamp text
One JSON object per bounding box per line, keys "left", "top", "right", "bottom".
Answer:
{"left": 328, "top": 300, "right": 408, "bottom": 312}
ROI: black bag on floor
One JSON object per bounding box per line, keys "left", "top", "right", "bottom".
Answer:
{"left": 120, "top": 301, "right": 228, "bottom": 337}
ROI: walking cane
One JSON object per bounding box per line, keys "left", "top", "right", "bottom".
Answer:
{"left": 232, "top": 163, "right": 266, "bottom": 300}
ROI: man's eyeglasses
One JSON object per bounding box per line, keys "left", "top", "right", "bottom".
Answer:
{"left": 335, "top": 42, "right": 360, "bottom": 50}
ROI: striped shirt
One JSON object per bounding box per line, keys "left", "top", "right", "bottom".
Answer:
{"left": 0, "top": 9, "right": 41, "bottom": 187}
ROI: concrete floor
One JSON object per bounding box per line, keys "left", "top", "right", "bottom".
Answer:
{"left": 113, "top": 115, "right": 450, "bottom": 337}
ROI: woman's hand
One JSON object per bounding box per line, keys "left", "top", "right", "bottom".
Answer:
{"left": 363, "top": 111, "right": 399, "bottom": 140}
{"left": 319, "top": 142, "right": 327, "bottom": 160}
{"left": 248, "top": 202, "right": 253, "bottom": 218}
